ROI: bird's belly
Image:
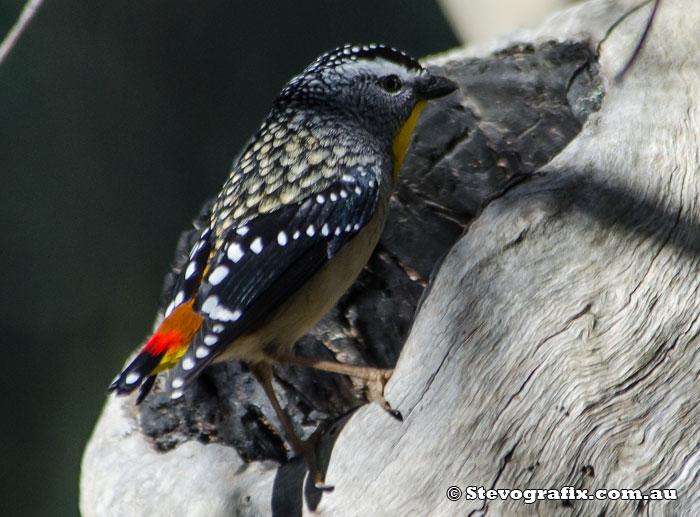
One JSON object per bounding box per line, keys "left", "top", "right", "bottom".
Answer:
{"left": 216, "top": 206, "right": 387, "bottom": 364}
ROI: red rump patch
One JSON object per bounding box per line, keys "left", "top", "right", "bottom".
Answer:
{"left": 144, "top": 330, "right": 188, "bottom": 356}
{"left": 142, "top": 299, "right": 203, "bottom": 367}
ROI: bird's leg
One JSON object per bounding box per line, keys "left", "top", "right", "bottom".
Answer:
{"left": 248, "top": 361, "right": 333, "bottom": 491}
{"left": 276, "top": 354, "right": 402, "bottom": 420}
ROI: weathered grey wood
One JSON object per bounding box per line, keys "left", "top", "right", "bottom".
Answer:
{"left": 316, "top": 1, "right": 700, "bottom": 515}
{"left": 81, "top": 1, "right": 700, "bottom": 515}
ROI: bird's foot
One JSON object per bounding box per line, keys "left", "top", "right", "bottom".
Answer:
{"left": 365, "top": 368, "right": 402, "bottom": 421}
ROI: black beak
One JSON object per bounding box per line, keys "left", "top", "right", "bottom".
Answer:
{"left": 416, "top": 73, "right": 458, "bottom": 100}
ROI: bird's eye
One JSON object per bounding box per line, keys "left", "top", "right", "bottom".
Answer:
{"left": 380, "top": 74, "right": 402, "bottom": 93}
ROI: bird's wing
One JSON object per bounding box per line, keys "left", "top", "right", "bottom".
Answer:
{"left": 168, "top": 167, "right": 381, "bottom": 393}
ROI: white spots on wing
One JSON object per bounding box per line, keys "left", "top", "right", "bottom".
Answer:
{"left": 184, "top": 261, "right": 196, "bottom": 280}
{"left": 171, "top": 389, "right": 184, "bottom": 400}
{"left": 306, "top": 224, "right": 316, "bottom": 237}
{"left": 219, "top": 307, "right": 242, "bottom": 322}
{"left": 316, "top": 194, "right": 325, "bottom": 204}
{"left": 201, "top": 296, "right": 218, "bottom": 315}
{"left": 321, "top": 223, "right": 330, "bottom": 236}
{"left": 182, "top": 357, "right": 195, "bottom": 371}
{"left": 330, "top": 192, "right": 338, "bottom": 202}
{"left": 355, "top": 186, "right": 362, "bottom": 195}
{"left": 208, "top": 265, "right": 229, "bottom": 286}
{"left": 212, "top": 324, "right": 224, "bottom": 333}
{"left": 171, "top": 377, "right": 184, "bottom": 389}
{"left": 293, "top": 230, "right": 301, "bottom": 240}
{"left": 204, "top": 334, "right": 218, "bottom": 346}
{"left": 174, "top": 290, "right": 185, "bottom": 306}
{"left": 236, "top": 226, "right": 249, "bottom": 236}
{"left": 342, "top": 174, "right": 354, "bottom": 182}
{"left": 368, "top": 179, "right": 375, "bottom": 188}
{"left": 340, "top": 189, "right": 348, "bottom": 198}
{"left": 334, "top": 226, "right": 341, "bottom": 236}
{"left": 195, "top": 346, "right": 210, "bottom": 359}
{"left": 228, "top": 243, "right": 245, "bottom": 263}
{"left": 277, "top": 231, "right": 288, "bottom": 246}
{"left": 354, "top": 223, "right": 361, "bottom": 231}
{"left": 250, "top": 237, "right": 264, "bottom": 254}
{"left": 345, "top": 223, "right": 352, "bottom": 232}
{"left": 201, "top": 295, "right": 242, "bottom": 322}
{"left": 189, "top": 240, "right": 204, "bottom": 259}
{"left": 125, "top": 372, "right": 140, "bottom": 385}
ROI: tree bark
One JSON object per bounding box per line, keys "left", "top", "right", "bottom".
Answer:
{"left": 81, "top": 1, "right": 700, "bottom": 515}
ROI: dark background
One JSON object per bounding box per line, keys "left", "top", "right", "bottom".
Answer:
{"left": 0, "top": 1, "right": 456, "bottom": 515}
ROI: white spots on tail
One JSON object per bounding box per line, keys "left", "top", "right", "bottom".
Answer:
{"left": 208, "top": 265, "right": 229, "bottom": 286}
{"left": 250, "top": 237, "right": 264, "bottom": 254}
{"left": 185, "top": 261, "right": 197, "bottom": 280}
{"left": 182, "top": 357, "right": 195, "bottom": 371}
{"left": 195, "top": 346, "right": 210, "bottom": 359}
{"left": 171, "top": 389, "right": 184, "bottom": 400}
{"left": 125, "top": 372, "right": 140, "bottom": 385}
{"left": 321, "top": 223, "right": 330, "bottom": 236}
{"left": 353, "top": 223, "right": 360, "bottom": 231}
{"left": 330, "top": 192, "right": 338, "bottom": 202}
{"left": 277, "top": 231, "right": 288, "bottom": 246}
{"left": 204, "top": 334, "right": 218, "bottom": 346}
{"left": 174, "top": 290, "right": 185, "bottom": 306}
{"left": 355, "top": 186, "right": 362, "bottom": 195}
{"left": 212, "top": 324, "right": 224, "bottom": 333}
{"left": 345, "top": 223, "right": 352, "bottom": 232}
{"left": 306, "top": 225, "right": 316, "bottom": 237}
{"left": 172, "top": 377, "right": 184, "bottom": 389}
{"left": 340, "top": 189, "right": 348, "bottom": 198}
{"left": 228, "top": 243, "right": 245, "bottom": 263}
{"left": 334, "top": 226, "right": 341, "bottom": 236}
{"left": 293, "top": 230, "right": 301, "bottom": 240}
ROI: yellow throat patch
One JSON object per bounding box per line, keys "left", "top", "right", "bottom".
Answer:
{"left": 391, "top": 100, "right": 427, "bottom": 181}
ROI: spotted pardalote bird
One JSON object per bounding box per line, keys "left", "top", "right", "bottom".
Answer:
{"left": 108, "top": 44, "right": 457, "bottom": 488}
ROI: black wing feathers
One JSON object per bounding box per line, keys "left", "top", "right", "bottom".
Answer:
{"left": 169, "top": 169, "right": 380, "bottom": 391}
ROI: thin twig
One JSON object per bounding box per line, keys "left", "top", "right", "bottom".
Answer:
{"left": 0, "top": 0, "right": 44, "bottom": 66}
{"left": 614, "top": 0, "right": 661, "bottom": 83}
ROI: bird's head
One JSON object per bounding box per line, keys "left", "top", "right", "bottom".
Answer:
{"left": 276, "top": 44, "right": 458, "bottom": 176}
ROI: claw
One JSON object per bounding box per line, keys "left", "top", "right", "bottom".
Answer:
{"left": 366, "top": 368, "right": 402, "bottom": 419}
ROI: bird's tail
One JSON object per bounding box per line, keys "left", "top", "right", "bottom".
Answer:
{"left": 107, "top": 299, "right": 202, "bottom": 403}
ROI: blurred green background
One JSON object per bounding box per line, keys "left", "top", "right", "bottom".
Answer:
{"left": 0, "top": 1, "right": 456, "bottom": 515}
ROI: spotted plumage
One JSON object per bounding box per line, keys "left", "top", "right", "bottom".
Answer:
{"left": 107, "top": 43, "right": 457, "bottom": 488}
